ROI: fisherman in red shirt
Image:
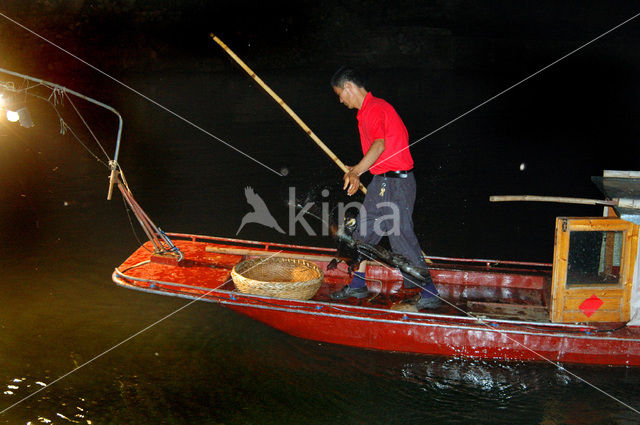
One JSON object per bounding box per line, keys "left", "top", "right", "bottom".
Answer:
{"left": 330, "top": 67, "right": 441, "bottom": 310}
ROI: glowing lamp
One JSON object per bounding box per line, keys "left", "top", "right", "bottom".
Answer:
{"left": 0, "top": 91, "right": 34, "bottom": 127}
{"left": 6, "top": 110, "right": 19, "bottom": 122}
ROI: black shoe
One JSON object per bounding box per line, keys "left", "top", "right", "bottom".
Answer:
{"left": 330, "top": 285, "right": 369, "bottom": 300}
{"left": 417, "top": 296, "right": 442, "bottom": 310}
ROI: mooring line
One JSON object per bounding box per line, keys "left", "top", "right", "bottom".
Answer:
{"left": 372, "top": 10, "right": 640, "bottom": 171}
{"left": 0, "top": 11, "right": 283, "bottom": 177}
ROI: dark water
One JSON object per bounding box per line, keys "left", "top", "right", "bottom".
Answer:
{"left": 2, "top": 2, "right": 640, "bottom": 423}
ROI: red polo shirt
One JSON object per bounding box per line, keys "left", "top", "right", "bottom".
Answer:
{"left": 356, "top": 92, "right": 414, "bottom": 175}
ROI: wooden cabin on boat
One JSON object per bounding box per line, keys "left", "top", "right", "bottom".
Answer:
{"left": 551, "top": 170, "right": 640, "bottom": 326}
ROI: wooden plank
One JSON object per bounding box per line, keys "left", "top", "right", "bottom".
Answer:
{"left": 466, "top": 301, "right": 549, "bottom": 322}
{"left": 561, "top": 310, "right": 625, "bottom": 323}
{"left": 205, "top": 246, "right": 336, "bottom": 263}
{"left": 566, "top": 218, "right": 634, "bottom": 231}
{"left": 551, "top": 218, "right": 569, "bottom": 323}
{"left": 603, "top": 170, "right": 640, "bottom": 178}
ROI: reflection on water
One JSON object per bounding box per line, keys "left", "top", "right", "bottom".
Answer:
{"left": 2, "top": 376, "right": 92, "bottom": 424}
{"left": 398, "top": 357, "right": 573, "bottom": 395}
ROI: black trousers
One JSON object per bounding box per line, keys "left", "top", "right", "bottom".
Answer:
{"left": 354, "top": 173, "right": 438, "bottom": 297}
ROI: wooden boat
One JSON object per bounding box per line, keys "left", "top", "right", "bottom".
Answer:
{"left": 112, "top": 189, "right": 640, "bottom": 366}
{"left": 3, "top": 67, "right": 639, "bottom": 367}
{"left": 111, "top": 42, "right": 640, "bottom": 366}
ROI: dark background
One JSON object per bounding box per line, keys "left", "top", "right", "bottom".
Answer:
{"left": 1, "top": 1, "right": 640, "bottom": 261}
{"left": 1, "top": 1, "right": 640, "bottom": 263}
{"left": 1, "top": 2, "right": 640, "bottom": 424}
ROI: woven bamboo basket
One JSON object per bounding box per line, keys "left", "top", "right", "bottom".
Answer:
{"left": 231, "top": 257, "right": 324, "bottom": 300}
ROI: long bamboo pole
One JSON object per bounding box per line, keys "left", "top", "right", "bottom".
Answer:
{"left": 210, "top": 34, "right": 366, "bottom": 194}
{"left": 490, "top": 195, "right": 616, "bottom": 206}
{"left": 211, "top": 35, "right": 434, "bottom": 263}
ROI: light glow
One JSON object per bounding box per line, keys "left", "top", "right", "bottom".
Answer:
{"left": 6, "top": 110, "right": 19, "bottom": 122}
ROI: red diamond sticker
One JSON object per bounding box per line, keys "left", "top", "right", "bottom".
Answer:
{"left": 579, "top": 295, "right": 604, "bottom": 317}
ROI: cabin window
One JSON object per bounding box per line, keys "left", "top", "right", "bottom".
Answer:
{"left": 567, "top": 230, "right": 622, "bottom": 286}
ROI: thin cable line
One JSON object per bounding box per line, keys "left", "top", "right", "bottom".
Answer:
{"left": 0, "top": 11, "right": 283, "bottom": 177}
{"left": 0, "top": 250, "right": 285, "bottom": 416}
{"left": 25, "top": 91, "right": 109, "bottom": 167}
{"left": 371, "top": 10, "right": 640, "bottom": 171}
{"left": 355, "top": 251, "right": 639, "bottom": 414}
{"left": 64, "top": 92, "right": 111, "bottom": 160}
{"left": 364, "top": 9, "right": 640, "bottom": 410}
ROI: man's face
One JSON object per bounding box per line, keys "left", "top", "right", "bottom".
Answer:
{"left": 333, "top": 82, "right": 357, "bottom": 109}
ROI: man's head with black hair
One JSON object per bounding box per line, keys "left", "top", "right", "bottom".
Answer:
{"left": 330, "top": 66, "right": 366, "bottom": 90}
{"left": 331, "top": 66, "right": 369, "bottom": 110}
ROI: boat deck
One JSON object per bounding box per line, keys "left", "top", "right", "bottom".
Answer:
{"left": 117, "top": 234, "right": 553, "bottom": 322}
{"left": 113, "top": 234, "right": 640, "bottom": 365}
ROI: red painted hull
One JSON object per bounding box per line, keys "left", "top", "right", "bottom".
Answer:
{"left": 112, "top": 233, "right": 640, "bottom": 366}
